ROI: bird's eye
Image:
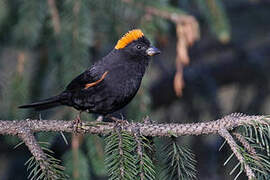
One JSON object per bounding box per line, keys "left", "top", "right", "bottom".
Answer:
{"left": 136, "top": 45, "right": 141, "bottom": 49}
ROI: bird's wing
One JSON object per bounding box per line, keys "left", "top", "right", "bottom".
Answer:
{"left": 65, "top": 68, "right": 108, "bottom": 91}
{"left": 84, "top": 71, "right": 108, "bottom": 89}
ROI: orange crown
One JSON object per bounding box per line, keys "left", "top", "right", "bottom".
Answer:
{"left": 115, "top": 29, "right": 144, "bottom": 49}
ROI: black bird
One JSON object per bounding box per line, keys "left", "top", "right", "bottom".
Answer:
{"left": 19, "top": 29, "right": 160, "bottom": 120}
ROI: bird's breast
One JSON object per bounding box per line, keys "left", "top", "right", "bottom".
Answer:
{"left": 105, "top": 69, "right": 142, "bottom": 98}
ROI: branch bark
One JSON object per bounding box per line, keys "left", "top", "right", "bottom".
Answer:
{"left": 19, "top": 130, "right": 49, "bottom": 172}
{"left": 0, "top": 113, "right": 268, "bottom": 179}
{"left": 0, "top": 114, "right": 266, "bottom": 136}
{"left": 219, "top": 129, "right": 255, "bottom": 179}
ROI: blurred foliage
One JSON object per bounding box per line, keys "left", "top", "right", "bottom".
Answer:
{"left": 63, "top": 149, "right": 90, "bottom": 180}
{"left": 197, "top": 0, "right": 231, "bottom": 43}
{"left": 86, "top": 135, "right": 106, "bottom": 177}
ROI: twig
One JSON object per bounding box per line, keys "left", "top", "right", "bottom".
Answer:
{"left": 233, "top": 132, "right": 260, "bottom": 162}
{"left": 219, "top": 129, "right": 255, "bottom": 179}
{"left": 19, "top": 130, "right": 48, "bottom": 172}
{"left": 117, "top": 129, "right": 124, "bottom": 178}
{"left": 134, "top": 133, "right": 144, "bottom": 180}
{"left": 16, "top": 120, "right": 59, "bottom": 178}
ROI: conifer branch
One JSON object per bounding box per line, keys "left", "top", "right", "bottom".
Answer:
{"left": 117, "top": 130, "right": 125, "bottom": 178}
{"left": 134, "top": 134, "right": 156, "bottom": 180}
{"left": 134, "top": 134, "right": 144, "bottom": 180}
{"left": 0, "top": 113, "right": 269, "bottom": 179}
{"left": 233, "top": 132, "right": 259, "bottom": 161}
{"left": 105, "top": 131, "right": 138, "bottom": 179}
{"left": 0, "top": 114, "right": 267, "bottom": 136}
{"left": 161, "top": 137, "right": 197, "bottom": 180}
{"left": 7, "top": 120, "right": 67, "bottom": 179}
{"left": 219, "top": 128, "right": 255, "bottom": 179}
{"left": 19, "top": 130, "right": 49, "bottom": 174}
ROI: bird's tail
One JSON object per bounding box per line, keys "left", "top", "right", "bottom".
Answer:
{"left": 18, "top": 95, "right": 62, "bottom": 111}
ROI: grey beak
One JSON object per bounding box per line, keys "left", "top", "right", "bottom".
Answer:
{"left": 146, "top": 46, "right": 161, "bottom": 56}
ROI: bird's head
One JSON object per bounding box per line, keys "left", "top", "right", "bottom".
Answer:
{"left": 114, "top": 29, "right": 160, "bottom": 59}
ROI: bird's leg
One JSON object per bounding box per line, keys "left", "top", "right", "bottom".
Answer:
{"left": 73, "top": 111, "right": 82, "bottom": 133}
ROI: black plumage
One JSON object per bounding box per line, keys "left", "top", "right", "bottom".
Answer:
{"left": 19, "top": 29, "right": 160, "bottom": 116}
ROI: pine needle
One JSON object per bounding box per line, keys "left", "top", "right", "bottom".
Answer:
{"left": 161, "top": 137, "right": 197, "bottom": 180}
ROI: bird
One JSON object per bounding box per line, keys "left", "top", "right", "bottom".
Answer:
{"left": 19, "top": 29, "right": 160, "bottom": 123}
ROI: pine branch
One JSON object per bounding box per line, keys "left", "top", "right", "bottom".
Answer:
{"left": 233, "top": 132, "right": 259, "bottom": 161}
{"left": 232, "top": 121, "right": 270, "bottom": 179}
{"left": 134, "top": 134, "right": 156, "bottom": 180}
{"left": 0, "top": 114, "right": 267, "bottom": 136}
{"left": 19, "top": 131, "right": 50, "bottom": 176}
{"left": 105, "top": 131, "right": 137, "bottom": 180}
{"left": 0, "top": 113, "right": 269, "bottom": 179}
{"left": 161, "top": 137, "right": 196, "bottom": 180}
{"left": 19, "top": 131, "right": 67, "bottom": 179}
{"left": 219, "top": 128, "right": 255, "bottom": 179}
